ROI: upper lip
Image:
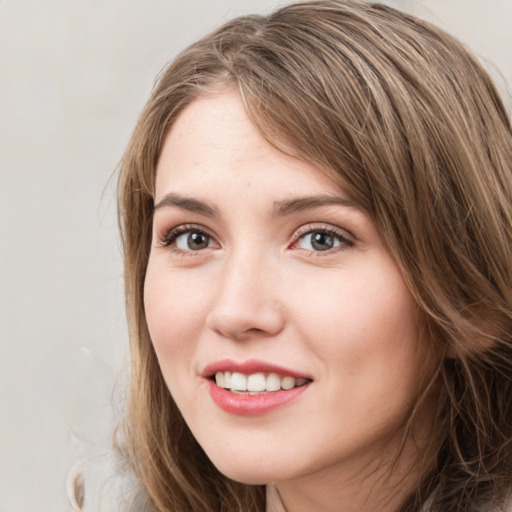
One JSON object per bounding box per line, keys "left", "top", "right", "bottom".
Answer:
{"left": 201, "top": 359, "right": 312, "bottom": 379}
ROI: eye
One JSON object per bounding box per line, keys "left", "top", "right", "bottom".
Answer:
{"left": 175, "top": 231, "right": 212, "bottom": 250}
{"left": 293, "top": 226, "right": 353, "bottom": 253}
{"left": 298, "top": 231, "right": 340, "bottom": 251}
{"left": 159, "top": 225, "right": 216, "bottom": 252}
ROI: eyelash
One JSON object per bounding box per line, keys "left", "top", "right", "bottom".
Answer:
{"left": 290, "top": 224, "right": 354, "bottom": 255}
{"left": 157, "top": 223, "right": 354, "bottom": 255}
{"left": 158, "top": 224, "right": 214, "bottom": 252}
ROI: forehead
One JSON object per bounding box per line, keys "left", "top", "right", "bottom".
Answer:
{"left": 155, "top": 89, "right": 346, "bottom": 202}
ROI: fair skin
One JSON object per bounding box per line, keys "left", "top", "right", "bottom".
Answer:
{"left": 144, "top": 89, "right": 431, "bottom": 511}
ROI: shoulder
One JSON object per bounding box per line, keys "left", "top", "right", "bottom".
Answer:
{"left": 77, "top": 451, "right": 154, "bottom": 512}
{"left": 485, "top": 495, "right": 512, "bottom": 512}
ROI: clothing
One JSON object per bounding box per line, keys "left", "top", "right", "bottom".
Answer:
{"left": 79, "top": 452, "right": 152, "bottom": 512}
{"left": 265, "top": 485, "right": 512, "bottom": 512}
{"left": 266, "top": 485, "right": 286, "bottom": 512}
{"left": 82, "top": 455, "right": 512, "bottom": 512}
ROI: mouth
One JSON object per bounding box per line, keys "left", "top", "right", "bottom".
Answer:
{"left": 202, "top": 359, "right": 312, "bottom": 415}
{"left": 212, "top": 371, "right": 310, "bottom": 394}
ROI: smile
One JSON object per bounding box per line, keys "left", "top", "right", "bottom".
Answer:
{"left": 215, "top": 371, "right": 309, "bottom": 394}
{"left": 203, "top": 359, "right": 312, "bottom": 415}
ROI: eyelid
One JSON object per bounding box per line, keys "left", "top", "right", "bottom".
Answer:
{"left": 290, "top": 223, "right": 355, "bottom": 253}
{"left": 157, "top": 223, "right": 218, "bottom": 251}
{"left": 156, "top": 222, "right": 354, "bottom": 256}
{"left": 293, "top": 223, "right": 354, "bottom": 241}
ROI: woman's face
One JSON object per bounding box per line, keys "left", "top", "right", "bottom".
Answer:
{"left": 144, "top": 90, "right": 427, "bottom": 489}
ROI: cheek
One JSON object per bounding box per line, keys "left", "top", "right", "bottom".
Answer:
{"left": 143, "top": 264, "right": 210, "bottom": 371}
{"left": 288, "top": 262, "right": 424, "bottom": 414}
{"left": 292, "top": 263, "right": 419, "bottom": 352}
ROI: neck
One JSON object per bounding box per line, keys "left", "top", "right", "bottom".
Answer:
{"left": 272, "top": 427, "right": 435, "bottom": 512}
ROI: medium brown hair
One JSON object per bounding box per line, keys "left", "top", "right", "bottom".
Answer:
{"left": 117, "top": 1, "right": 512, "bottom": 510}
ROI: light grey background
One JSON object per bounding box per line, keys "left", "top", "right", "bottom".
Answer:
{"left": 1, "top": 1, "right": 510, "bottom": 511}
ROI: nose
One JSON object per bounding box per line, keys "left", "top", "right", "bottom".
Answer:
{"left": 205, "top": 252, "right": 285, "bottom": 341}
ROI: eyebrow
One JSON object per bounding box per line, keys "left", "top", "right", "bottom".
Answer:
{"left": 153, "top": 193, "right": 219, "bottom": 217}
{"left": 153, "top": 193, "right": 357, "bottom": 217}
{"left": 271, "top": 195, "right": 357, "bottom": 216}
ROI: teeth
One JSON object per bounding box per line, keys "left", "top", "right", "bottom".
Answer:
{"left": 247, "top": 373, "right": 266, "bottom": 391}
{"left": 214, "top": 371, "right": 308, "bottom": 393}
{"left": 266, "top": 373, "right": 281, "bottom": 392}
{"left": 230, "top": 372, "right": 247, "bottom": 391}
{"left": 281, "top": 376, "right": 295, "bottom": 390}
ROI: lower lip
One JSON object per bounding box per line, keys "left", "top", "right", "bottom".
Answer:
{"left": 206, "top": 380, "right": 309, "bottom": 416}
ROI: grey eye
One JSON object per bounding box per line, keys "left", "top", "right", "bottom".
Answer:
{"left": 176, "top": 231, "right": 212, "bottom": 250}
{"left": 298, "top": 231, "right": 342, "bottom": 251}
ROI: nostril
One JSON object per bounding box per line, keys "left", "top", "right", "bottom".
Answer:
{"left": 206, "top": 307, "right": 285, "bottom": 341}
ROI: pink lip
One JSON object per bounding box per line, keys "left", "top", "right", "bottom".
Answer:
{"left": 206, "top": 380, "right": 309, "bottom": 416}
{"left": 201, "top": 359, "right": 310, "bottom": 379}
{"left": 202, "top": 359, "right": 312, "bottom": 416}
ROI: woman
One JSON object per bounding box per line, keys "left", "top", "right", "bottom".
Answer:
{"left": 110, "top": 0, "right": 512, "bottom": 510}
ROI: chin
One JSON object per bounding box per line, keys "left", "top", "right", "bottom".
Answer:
{"left": 216, "top": 467, "right": 275, "bottom": 486}
{"left": 208, "top": 455, "right": 288, "bottom": 485}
